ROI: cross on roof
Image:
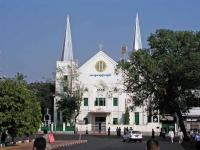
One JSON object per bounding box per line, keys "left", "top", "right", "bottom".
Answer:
{"left": 99, "top": 44, "right": 103, "bottom": 51}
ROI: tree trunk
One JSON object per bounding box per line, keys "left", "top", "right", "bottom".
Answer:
{"left": 176, "top": 110, "right": 188, "bottom": 140}
{"left": 12, "top": 136, "right": 14, "bottom": 142}
{"left": 74, "top": 113, "right": 79, "bottom": 134}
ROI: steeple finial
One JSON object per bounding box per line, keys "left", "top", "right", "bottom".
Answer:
{"left": 61, "top": 15, "right": 74, "bottom": 61}
{"left": 132, "top": 13, "right": 142, "bottom": 52}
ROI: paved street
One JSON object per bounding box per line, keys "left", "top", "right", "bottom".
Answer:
{"left": 53, "top": 134, "right": 195, "bottom": 150}
{"left": 9, "top": 134, "right": 197, "bottom": 150}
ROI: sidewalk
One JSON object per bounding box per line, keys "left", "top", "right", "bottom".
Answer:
{"left": 0, "top": 140, "right": 87, "bottom": 150}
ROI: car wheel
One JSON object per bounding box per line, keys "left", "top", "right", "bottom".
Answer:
{"left": 129, "top": 139, "right": 131, "bottom": 142}
{"left": 122, "top": 138, "right": 125, "bottom": 142}
{"left": 134, "top": 140, "right": 136, "bottom": 142}
{"left": 140, "top": 140, "right": 142, "bottom": 143}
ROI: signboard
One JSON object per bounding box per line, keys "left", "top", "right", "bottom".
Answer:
{"left": 78, "top": 120, "right": 85, "bottom": 125}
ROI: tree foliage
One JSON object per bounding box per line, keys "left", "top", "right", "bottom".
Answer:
{"left": 27, "top": 80, "right": 55, "bottom": 119}
{"left": 56, "top": 61, "right": 84, "bottom": 124}
{"left": 124, "top": 107, "right": 130, "bottom": 125}
{"left": 0, "top": 78, "right": 42, "bottom": 141}
{"left": 116, "top": 29, "right": 200, "bottom": 138}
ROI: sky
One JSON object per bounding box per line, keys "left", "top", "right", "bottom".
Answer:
{"left": 1, "top": 0, "right": 200, "bottom": 83}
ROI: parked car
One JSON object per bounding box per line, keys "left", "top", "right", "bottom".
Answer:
{"left": 122, "top": 130, "right": 143, "bottom": 142}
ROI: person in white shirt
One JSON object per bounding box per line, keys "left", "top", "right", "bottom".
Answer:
{"left": 196, "top": 132, "right": 200, "bottom": 150}
{"left": 178, "top": 130, "right": 184, "bottom": 144}
{"left": 168, "top": 129, "right": 174, "bottom": 143}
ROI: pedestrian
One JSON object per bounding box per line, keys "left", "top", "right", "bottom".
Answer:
{"left": 162, "top": 128, "right": 166, "bottom": 139}
{"left": 168, "top": 129, "right": 174, "bottom": 143}
{"left": 190, "top": 129, "right": 194, "bottom": 146}
{"left": 1, "top": 131, "right": 7, "bottom": 143}
{"left": 152, "top": 129, "right": 155, "bottom": 139}
{"left": 86, "top": 127, "right": 88, "bottom": 135}
{"left": 108, "top": 127, "right": 110, "bottom": 136}
{"left": 33, "top": 137, "right": 46, "bottom": 150}
{"left": 43, "top": 129, "right": 52, "bottom": 150}
{"left": 196, "top": 132, "right": 200, "bottom": 150}
{"left": 76, "top": 127, "right": 78, "bottom": 134}
{"left": 146, "top": 139, "right": 160, "bottom": 150}
{"left": 124, "top": 127, "right": 126, "bottom": 135}
{"left": 119, "top": 127, "right": 121, "bottom": 136}
{"left": 178, "top": 130, "right": 184, "bottom": 144}
{"left": 116, "top": 127, "right": 118, "bottom": 136}
{"left": 192, "top": 129, "right": 197, "bottom": 147}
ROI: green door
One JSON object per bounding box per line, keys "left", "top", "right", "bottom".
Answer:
{"left": 162, "top": 124, "right": 175, "bottom": 134}
{"left": 135, "top": 112, "right": 139, "bottom": 125}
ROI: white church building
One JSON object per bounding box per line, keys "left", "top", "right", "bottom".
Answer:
{"left": 53, "top": 14, "right": 176, "bottom": 134}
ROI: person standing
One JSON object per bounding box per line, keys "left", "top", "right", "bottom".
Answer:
{"left": 152, "top": 129, "right": 155, "bottom": 139}
{"left": 86, "top": 127, "right": 88, "bottom": 135}
{"left": 119, "top": 127, "right": 121, "bottom": 136}
{"left": 116, "top": 127, "right": 118, "bottom": 136}
{"left": 108, "top": 127, "right": 110, "bottom": 136}
{"left": 162, "top": 128, "right": 166, "bottom": 139}
{"left": 124, "top": 127, "right": 126, "bottom": 135}
{"left": 168, "top": 129, "right": 174, "bottom": 143}
{"left": 178, "top": 130, "right": 184, "bottom": 144}
{"left": 1, "top": 131, "right": 7, "bottom": 144}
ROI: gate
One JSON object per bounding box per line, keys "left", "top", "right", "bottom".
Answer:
{"left": 91, "top": 122, "right": 106, "bottom": 134}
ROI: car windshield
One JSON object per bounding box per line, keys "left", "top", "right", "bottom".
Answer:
{"left": 132, "top": 131, "right": 141, "bottom": 134}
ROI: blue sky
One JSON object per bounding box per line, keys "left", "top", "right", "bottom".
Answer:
{"left": 1, "top": 0, "right": 200, "bottom": 83}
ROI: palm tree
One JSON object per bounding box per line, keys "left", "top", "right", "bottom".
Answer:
{"left": 14, "top": 72, "right": 27, "bottom": 84}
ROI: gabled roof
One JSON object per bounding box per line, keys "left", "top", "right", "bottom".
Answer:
{"left": 79, "top": 50, "right": 117, "bottom": 70}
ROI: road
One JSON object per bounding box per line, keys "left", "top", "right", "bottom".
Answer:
{"left": 11, "top": 133, "right": 195, "bottom": 150}
{"left": 52, "top": 134, "right": 195, "bottom": 150}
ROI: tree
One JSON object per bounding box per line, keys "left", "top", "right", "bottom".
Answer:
{"left": 27, "top": 80, "right": 55, "bottom": 120}
{"left": 0, "top": 79, "right": 42, "bottom": 141}
{"left": 55, "top": 61, "right": 84, "bottom": 126}
{"left": 14, "top": 72, "right": 27, "bottom": 85}
{"left": 116, "top": 29, "right": 200, "bottom": 138}
{"left": 124, "top": 107, "right": 130, "bottom": 125}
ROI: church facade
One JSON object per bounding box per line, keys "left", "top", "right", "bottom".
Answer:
{"left": 54, "top": 14, "right": 191, "bottom": 134}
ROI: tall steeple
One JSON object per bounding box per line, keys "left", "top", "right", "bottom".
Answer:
{"left": 61, "top": 15, "right": 74, "bottom": 61}
{"left": 132, "top": 13, "right": 142, "bottom": 52}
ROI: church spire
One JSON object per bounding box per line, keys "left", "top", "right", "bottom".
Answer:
{"left": 61, "top": 15, "right": 74, "bottom": 61}
{"left": 132, "top": 13, "right": 142, "bottom": 52}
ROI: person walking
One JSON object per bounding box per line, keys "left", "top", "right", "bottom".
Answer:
{"left": 168, "top": 129, "right": 174, "bottom": 143}
{"left": 196, "top": 132, "right": 200, "bottom": 150}
{"left": 43, "top": 129, "right": 52, "bottom": 150}
{"left": 190, "top": 129, "right": 194, "bottom": 146}
{"left": 178, "top": 130, "right": 184, "bottom": 144}
{"left": 192, "top": 129, "right": 198, "bottom": 147}
{"left": 152, "top": 129, "right": 155, "bottom": 139}
{"left": 108, "top": 127, "right": 110, "bottom": 136}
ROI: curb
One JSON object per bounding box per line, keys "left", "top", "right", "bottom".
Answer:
{"left": 52, "top": 140, "right": 88, "bottom": 149}
{"left": 0, "top": 139, "right": 34, "bottom": 148}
